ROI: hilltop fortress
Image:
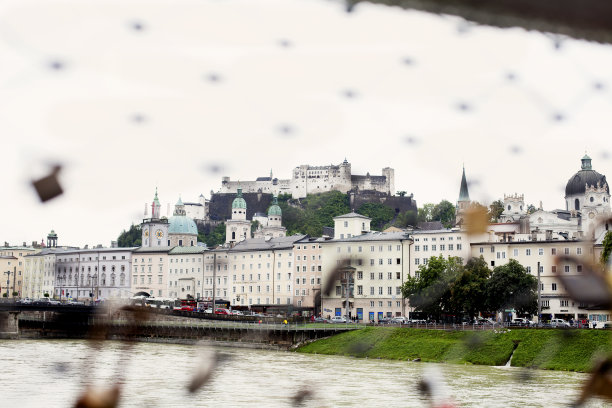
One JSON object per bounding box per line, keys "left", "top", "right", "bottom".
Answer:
{"left": 220, "top": 159, "right": 395, "bottom": 199}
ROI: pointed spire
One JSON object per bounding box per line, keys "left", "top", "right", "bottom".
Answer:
{"left": 270, "top": 168, "right": 273, "bottom": 178}
{"left": 458, "top": 166, "right": 470, "bottom": 201}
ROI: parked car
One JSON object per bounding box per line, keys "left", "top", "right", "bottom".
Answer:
{"left": 18, "top": 298, "right": 32, "bottom": 304}
{"left": 215, "top": 308, "right": 231, "bottom": 315}
{"left": 550, "top": 318, "right": 570, "bottom": 328}
{"left": 511, "top": 318, "right": 533, "bottom": 326}
{"left": 314, "top": 317, "right": 329, "bottom": 323}
{"left": 66, "top": 300, "right": 85, "bottom": 305}
{"left": 392, "top": 316, "right": 409, "bottom": 324}
{"left": 231, "top": 310, "right": 243, "bottom": 315}
{"left": 330, "top": 316, "right": 347, "bottom": 323}
{"left": 410, "top": 319, "right": 427, "bottom": 324}
{"left": 477, "top": 318, "right": 496, "bottom": 326}
{"left": 33, "top": 298, "right": 51, "bottom": 305}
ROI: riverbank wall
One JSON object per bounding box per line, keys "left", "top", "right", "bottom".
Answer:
{"left": 9, "top": 313, "right": 356, "bottom": 350}
{"left": 296, "top": 327, "right": 612, "bottom": 372}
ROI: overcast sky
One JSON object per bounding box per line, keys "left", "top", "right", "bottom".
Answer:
{"left": 2, "top": 0, "right": 612, "bottom": 248}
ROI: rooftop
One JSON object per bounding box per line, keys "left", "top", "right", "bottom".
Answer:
{"left": 230, "top": 235, "right": 308, "bottom": 252}
{"left": 333, "top": 212, "right": 370, "bottom": 220}
{"left": 329, "top": 231, "right": 410, "bottom": 242}
{"left": 169, "top": 246, "right": 207, "bottom": 255}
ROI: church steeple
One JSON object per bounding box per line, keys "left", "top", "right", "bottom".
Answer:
{"left": 458, "top": 166, "right": 470, "bottom": 202}
{"left": 151, "top": 187, "right": 161, "bottom": 219}
{"left": 455, "top": 166, "right": 471, "bottom": 226}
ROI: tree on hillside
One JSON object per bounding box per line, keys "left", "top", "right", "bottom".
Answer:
{"left": 417, "top": 203, "right": 435, "bottom": 223}
{"left": 450, "top": 256, "right": 490, "bottom": 318}
{"left": 197, "top": 223, "right": 226, "bottom": 247}
{"left": 401, "top": 255, "right": 464, "bottom": 319}
{"left": 117, "top": 224, "right": 142, "bottom": 247}
{"left": 357, "top": 202, "right": 394, "bottom": 230}
{"left": 488, "top": 200, "right": 504, "bottom": 223}
{"left": 396, "top": 191, "right": 407, "bottom": 197}
{"left": 601, "top": 231, "right": 612, "bottom": 265}
{"left": 486, "top": 259, "right": 537, "bottom": 316}
{"left": 431, "top": 200, "right": 456, "bottom": 228}
{"left": 395, "top": 210, "right": 417, "bottom": 229}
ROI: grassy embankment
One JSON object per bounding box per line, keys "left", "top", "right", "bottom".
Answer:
{"left": 296, "top": 327, "right": 612, "bottom": 372}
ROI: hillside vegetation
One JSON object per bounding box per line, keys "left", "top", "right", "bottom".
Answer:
{"left": 296, "top": 327, "right": 611, "bottom": 372}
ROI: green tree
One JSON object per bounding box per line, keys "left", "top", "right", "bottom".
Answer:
{"left": 117, "top": 224, "right": 142, "bottom": 247}
{"left": 357, "top": 202, "right": 394, "bottom": 231}
{"left": 600, "top": 231, "right": 612, "bottom": 265}
{"left": 401, "top": 255, "right": 464, "bottom": 319}
{"left": 197, "top": 223, "right": 226, "bottom": 247}
{"left": 417, "top": 203, "right": 435, "bottom": 223}
{"left": 488, "top": 200, "right": 504, "bottom": 223}
{"left": 250, "top": 220, "right": 261, "bottom": 236}
{"left": 395, "top": 210, "right": 417, "bottom": 228}
{"left": 450, "top": 256, "right": 490, "bottom": 318}
{"left": 527, "top": 204, "right": 537, "bottom": 214}
{"left": 486, "top": 259, "right": 537, "bottom": 316}
{"left": 431, "top": 200, "right": 456, "bottom": 228}
{"left": 396, "top": 191, "right": 407, "bottom": 197}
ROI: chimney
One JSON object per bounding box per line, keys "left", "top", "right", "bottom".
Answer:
{"left": 111, "top": 241, "right": 118, "bottom": 248}
{"left": 84, "top": 244, "right": 89, "bottom": 249}
{"left": 545, "top": 230, "right": 553, "bottom": 241}
{"left": 23, "top": 242, "right": 26, "bottom": 247}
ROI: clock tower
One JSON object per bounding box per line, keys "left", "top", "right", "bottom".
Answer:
{"left": 141, "top": 188, "right": 170, "bottom": 247}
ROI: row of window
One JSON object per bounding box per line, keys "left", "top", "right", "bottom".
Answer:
{"left": 414, "top": 244, "right": 462, "bottom": 251}
{"left": 337, "top": 245, "right": 403, "bottom": 253}
{"left": 479, "top": 247, "right": 583, "bottom": 256}
{"left": 414, "top": 236, "right": 461, "bottom": 242}
{"left": 233, "top": 285, "right": 291, "bottom": 293}
{"left": 58, "top": 255, "right": 127, "bottom": 262}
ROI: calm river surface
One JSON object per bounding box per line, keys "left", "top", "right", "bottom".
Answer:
{"left": 0, "top": 339, "right": 606, "bottom": 407}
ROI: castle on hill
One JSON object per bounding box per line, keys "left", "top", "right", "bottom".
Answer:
{"left": 219, "top": 159, "right": 395, "bottom": 199}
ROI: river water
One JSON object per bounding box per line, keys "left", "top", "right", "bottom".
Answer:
{"left": 0, "top": 339, "right": 606, "bottom": 407}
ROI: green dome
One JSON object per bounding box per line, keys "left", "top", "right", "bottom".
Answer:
{"left": 268, "top": 196, "right": 282, "bottom": 216}
{"left": 168, "top": 215, "right": 198, "bottom": 235}
{"left": 232, "top": 188, "right": 247, "bottom": 209}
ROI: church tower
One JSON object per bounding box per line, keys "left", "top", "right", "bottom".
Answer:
{"left": 226, "top": 187, "right": 251, "bottom": 245}
{"left": 455, "top": 166, "right": 471, "bottom": 226}
{"left": 141, "top": 188, "right": 170, "bottom": 247}
{"left": 255, "top": 196, "right": 287, "bottom": 238}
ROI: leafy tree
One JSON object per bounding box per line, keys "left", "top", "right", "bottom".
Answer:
{"left": 357, "top": 203, "right": 394, "bottom": 231}
{"left": 396, "top": 191, "right": 407, "bottom": 197}
{"left": 601, "top": 231, "right": 612, "bottom": 265}
{"left": 488, "top": 200, "right": 504, "bottom": 223}
{"left": 527, "top": 204, "right": 537, "bottom": 214}
{"left": 117, "top": 224, "right": 142, "bottom": 247}
{"left": 432, "top": 200, "right": 456, "bottom": 228}
{"left": 450, "top": 256, "right": 490, "bottom": 318}
{"left": 197, "top": 223, "right": 226, "bottom": 247}
{"left": 395, "top": 210, "right": 417, "bottom": 229}
{"left": 417, "top": 203, "right": 435, "bottom": 223}
{"left": 486, "top": 259, "right": 537, "bottom": 316}
{"left": 250, "top": 220, "right": 261, "bottom": 236}
{"left": 401, "top": 256, "right": 464, "bottom": 319}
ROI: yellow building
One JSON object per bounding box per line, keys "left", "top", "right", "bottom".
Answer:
{"left": 0, "top": 245, "right": 39, "bottom": 298}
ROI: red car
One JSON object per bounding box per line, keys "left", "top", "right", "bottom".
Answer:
{"left": 215, "top": 308, "right": 231, "bottom": 315}
{"left": 179, "top": 306, "right": 194, "bottom": 311}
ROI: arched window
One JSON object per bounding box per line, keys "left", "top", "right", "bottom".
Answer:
{"left": 232, "top": 231, "right": 236, "bottom": 240}
{"left": 575, "top": 198, "right": 580, "bottom": 210}
{"left": 179, "top": 239, "right": 183, "bottom": 246}
{"left": 507, "top": 205, "right": 511, "bottom": 210}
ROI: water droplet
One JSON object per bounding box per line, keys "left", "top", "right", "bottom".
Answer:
{"left": 48, "top": 60, "right": 65, "bottom": 71}
{"left": 130, "top": 113, "right": 146, "bottom": 124}
{"left": 509, "top": 145, "right": 522, "bottom": 155}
